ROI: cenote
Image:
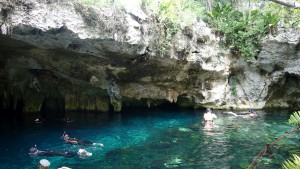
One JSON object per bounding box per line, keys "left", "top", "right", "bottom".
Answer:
{"left": 1, "top": 0, "right": 300, "bottom": 168}
{"left": 0, "top": 108, "right": 298, "bottom": 169}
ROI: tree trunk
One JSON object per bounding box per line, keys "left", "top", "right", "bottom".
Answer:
{"left": 206, "top": 0, "right": 213, "bottom": 12}
{"left": 269, "top": 0, "right": 300, "bottom": 8}
{"left": 231, "top": 0, "right": 243, "bottom": 9}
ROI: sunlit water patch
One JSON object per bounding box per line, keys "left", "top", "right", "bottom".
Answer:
{"left": 0, "top": 109, "right": 298, "bottom": 169}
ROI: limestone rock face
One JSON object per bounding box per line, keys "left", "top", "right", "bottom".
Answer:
{"left": 0, "top": 0, "right": 299, "bottom": 114}
{"left": 231, "top": 28, "right": 300, "bottom": 109}
{"left": 256, "top": 28, "right": 300, "bottom": 109}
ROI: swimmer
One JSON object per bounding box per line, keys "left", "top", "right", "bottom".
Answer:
{"left": 203, "top": 108, "right": 217, "bottom": 128}
{"left": 248, "top": 109, "right": 258, "bottom": 117}
{"left": 225, "top": 109, "right": 257, "bottom": 118}
{"left": 77, "top": 148, "right": 92, "bottom": 157}
{"left": 61, "top": 132, "right": 104, "bottom": 146}
{"left": 29, "top": 145, "right": 77, "bottom": 158}
{"left": 29, "top": 145, "right": 92, "bottom": 158}
{"left": 59, "top": 115, "right": 73, "bottom": 123}
{"left": 34, "top": 118, "right": 44, "bottom": 124}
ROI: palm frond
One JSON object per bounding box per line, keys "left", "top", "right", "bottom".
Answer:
{"left": 288, "top": 111, "right": 300, "bottom": 125}
{"left": 282, "top": 154, "right": 300, "bottom": 169}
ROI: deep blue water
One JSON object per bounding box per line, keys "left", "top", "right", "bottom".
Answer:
{"left": 0, "top": 109, "right": 298, "bottom": 169}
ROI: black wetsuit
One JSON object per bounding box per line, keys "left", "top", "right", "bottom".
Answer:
{"left": 30, "top": 149, "right": 77, "bottom": 158}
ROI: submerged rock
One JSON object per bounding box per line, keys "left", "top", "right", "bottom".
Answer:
{"left": 178, "top": 127, "right": 192, "bottom": 132}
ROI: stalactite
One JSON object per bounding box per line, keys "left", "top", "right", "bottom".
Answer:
{"left": 166, "top": 89, "right": 179, "bottom": 103}
{"left": 65, "top": 94, "right": 77, "bottom": 111}
{"left": 23, "top": 95, "right": 43, "bottom": 112}
{"left": 108, "top": 79, "right": 122, "bottom": 112}
{"left": 65, "top": 93, "right": 109, "bottom": 112}
{"left": 95, "top": 98, "right": 109, "bottom": 112}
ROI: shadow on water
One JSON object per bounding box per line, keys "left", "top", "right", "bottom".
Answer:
{"left": 0, "top": 97, "right": 26, "bottom": 130}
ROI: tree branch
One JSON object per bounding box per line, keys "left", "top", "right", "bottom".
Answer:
{"left": 269, "top": 0, "right": 300, "bottom": 8}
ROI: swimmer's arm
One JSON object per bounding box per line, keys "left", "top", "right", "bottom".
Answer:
{"left": 93, "top": 143, "right": 104, "bottom": 146}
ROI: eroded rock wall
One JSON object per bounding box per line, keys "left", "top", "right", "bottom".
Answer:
{"left": 0, "top": 0, "right": 299, "bottom": 116}
{"left": 227, "top": 28, "right": 300, "bottom": 110}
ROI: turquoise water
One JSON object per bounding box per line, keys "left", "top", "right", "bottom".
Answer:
{"left": 0, "top": 109, "right": 298, "bottom": 169}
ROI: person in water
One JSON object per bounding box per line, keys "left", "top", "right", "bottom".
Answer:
{"left": 61, "top": 132, "right": 104, "bottom": 146}
{"left": 203, "top": 108, "right": 217, "bottom": 128}
{"left": 77, "top": 148, "right": 92, "bottom": 157}
{"left": 225, "top": 109, "right": 257, "bottom": 118}
{"left": 61, "top": 115, "right": 73, "bottom": 123}
{"left": 248, "top": 109, "right": 258, "bottom": 117}
{"left": 29, "top": 145, "right": 91, "bottom": 158}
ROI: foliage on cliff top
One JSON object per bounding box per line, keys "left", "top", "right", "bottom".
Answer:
{"left": 5, "top": 0, "right": 299, "bottom": 59}
{"left": 206, "top": 0, "right": 300, "bottom": 58}
{"left": 73, "top": 0, "right": 206, "bottom": 27}
{"left": 72, "top": 0, "right": 300, "bottom": 59}
{"left": 207, "top": 2, "right": 280, "bottom": 58}
{"left": 72, "top": 0, "right": 116, "bottom": 7}
{"left": 262, "top": 1, "right": 300, "bottom": 29}
{"left": 142, "top": 0, "right": 205, "bottom": 27}
{"left": 141, "top": 0, "right": 206, "bottom": 56}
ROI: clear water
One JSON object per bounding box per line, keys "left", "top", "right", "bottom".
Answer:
{"left": 0, "top": 109, "right": 298, "bottom": 169}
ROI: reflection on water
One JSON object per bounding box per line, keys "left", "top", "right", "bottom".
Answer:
{"left": 0, "top": 109, "right": 297, "bottom": 169}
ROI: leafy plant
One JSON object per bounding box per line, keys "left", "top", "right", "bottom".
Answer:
{"left": 207, "top": 3, "right": 232, "bottom": 22}
{"left": 261, "top": 1, "right": 300, "bottom": 29}
{"left": 281, "top": 111, "right": 300, "bottom": 169}
{"left": 282, "top": 154, "right": 300, "bottom": 169}
{"left": 206, "top": 2, "right": 281, "bottom": 58}
{"left": 263, "top": 11, "right": 280, "bottom": 28}
{"left": 143, "top": 0, "right": 206, "bottom": 56}
{"left": 287, "top": 111, "right": 300, "bottom": 125}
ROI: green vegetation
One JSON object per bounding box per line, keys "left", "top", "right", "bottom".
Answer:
{"left": 261, "top": 2, "right": 300, "bottom": 29}
{"left": 207, "top": 2, "right": 279, "bottom": 58}
{"left": 72, "top": 0, "right": 115, "bottom": 7}
{"left": 206, "top": 1, "right": 300, "bottom": 58}
{"left": 283, "top": 154, "right": 300, "bottom": 169}
{"left": 287, "top": 111, "right": 300, "bottom": 125}
{"left": 40, "top": 0, "right": 300, "bottom": 58}
{"left": 281, "top": 111, "right": 300, "bottom": 169}
{"left": 142, "top": 0, "right": 206, "bottom": 56}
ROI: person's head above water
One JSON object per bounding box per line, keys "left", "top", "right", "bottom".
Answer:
{"left": 206, "top": 108, "right": 212, "bottom": 113}
{"left": 29, "top": 147, "right": 38, "bottom": 154}
{"left": 249, "top": 109, "right": 256, "bottom": 113}
{"left": 78, "top": 149, "right": 92, "bottom": 156}
{"left": 78, "top": 149, "right": 87, "bottom": 154}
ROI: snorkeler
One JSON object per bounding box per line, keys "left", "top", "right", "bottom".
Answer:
{"left": 61, "top": 132, "right": 104, "bottom": 146}
{"left": 225, "top": 109, "right": 257, "bottom": 118}
{"left": 248, "top": 109, "right": 258, "bottom": 117}
{"left": 29, "top": 145, "right": 91, "bottom": 158}
{"left": 77, "top": 148, "right": 92, "bottom": 157}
